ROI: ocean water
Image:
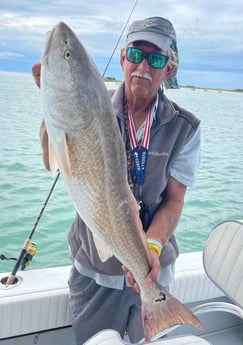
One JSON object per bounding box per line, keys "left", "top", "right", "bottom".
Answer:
{"left": 0, "top": 72, "right": 243, "bottom": 274}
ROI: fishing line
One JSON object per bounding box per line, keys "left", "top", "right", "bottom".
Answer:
{"left": 5, "top": 0, "right": 138, "bottom": 285}
{"left": 102, "top": 0, "right": 139, "bottom": 77}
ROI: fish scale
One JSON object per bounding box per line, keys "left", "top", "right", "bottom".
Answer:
{"left": 41, "top": 21, "right": 203, "bottom": 341}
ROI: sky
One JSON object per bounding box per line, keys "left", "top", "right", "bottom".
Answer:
{"left": 0, "top": 0, "right": 243, "bottom": 90}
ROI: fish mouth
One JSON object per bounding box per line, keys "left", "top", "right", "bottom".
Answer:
{"left": 42, "top": 27, "right": 55, "bottom": 63}
{"left": 42, "top": 22, "right": 69, "bottom": 63}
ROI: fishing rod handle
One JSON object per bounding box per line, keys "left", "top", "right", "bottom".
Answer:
{"left": 5, "top": 239, "right": 31, "bottom": 285}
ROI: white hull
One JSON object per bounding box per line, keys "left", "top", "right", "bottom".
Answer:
{"left": 1, "top": 251, "right": 242, "bottom": 344}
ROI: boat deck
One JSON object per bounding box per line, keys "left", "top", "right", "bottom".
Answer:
{"left": 164, "top": 314, "right": 243, "bottom": 345}
{"left": 202, "top": 325, "right": 243, "bottom": 344}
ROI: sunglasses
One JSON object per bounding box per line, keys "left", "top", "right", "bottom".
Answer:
{"left": 126, "top": 47, "right": 170, "bottom": 69}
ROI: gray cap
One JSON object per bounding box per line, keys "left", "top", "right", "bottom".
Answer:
{"left": 126, "top": 17, "right": 177, "bottom": 51}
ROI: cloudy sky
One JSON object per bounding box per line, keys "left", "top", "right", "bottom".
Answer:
{"left": 1, "top": 0, "right": 243, "bottom": 89}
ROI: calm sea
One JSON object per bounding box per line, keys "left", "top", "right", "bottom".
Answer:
{"left": 1, "top": 72, "right": 243, "bottom": 273}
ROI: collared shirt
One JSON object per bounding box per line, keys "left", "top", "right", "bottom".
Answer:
{"left": 74, "top": 259, "right": 175, "bottom": 290}
{"left": 170, "top": 125, "right": 201, "bottom": 188}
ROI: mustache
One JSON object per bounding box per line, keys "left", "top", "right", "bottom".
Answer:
{"left": 131, "top": 70, "right": 152, "bottom": 82}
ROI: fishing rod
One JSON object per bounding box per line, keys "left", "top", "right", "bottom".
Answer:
{"left": 5, "top": 0, "right": 139, "bottom": 285}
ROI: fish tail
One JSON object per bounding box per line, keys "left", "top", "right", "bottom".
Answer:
{"left": 141, "top": 282, "right": 203, "bottom": 341}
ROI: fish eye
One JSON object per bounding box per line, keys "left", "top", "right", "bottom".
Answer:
{"left": 64, "top": 50, "right": 73, "bottom": 61}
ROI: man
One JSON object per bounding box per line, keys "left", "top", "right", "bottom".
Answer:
{"left": 33, "top": 16, "right": 200, "bottom": 344}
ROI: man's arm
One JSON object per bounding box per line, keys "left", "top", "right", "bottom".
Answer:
{"left": 39, "top": 119, "right": 50, "bottom": 171}
{"left": 146, "top": 176, "right": 186, "bottom": 246}
{"left": 32, "top": 62, "right": 50, "bottom": 171}
{"left": 123, "top": 176, "right": 186, "bottom": 291}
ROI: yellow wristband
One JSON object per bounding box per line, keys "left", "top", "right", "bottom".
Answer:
{"left": 147, "top": 243, "right": 161, "bottom": 256}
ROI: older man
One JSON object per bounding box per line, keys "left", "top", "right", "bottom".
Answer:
{"left": 33, "top": 16, "right": 200, "bottom": 344}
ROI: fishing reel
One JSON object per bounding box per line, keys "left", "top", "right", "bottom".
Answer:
{"left": 21, "top": 242, "right": 37, "bottom": 270}
{"left": 1, "top": 243, "right": 37, "bottom": 271}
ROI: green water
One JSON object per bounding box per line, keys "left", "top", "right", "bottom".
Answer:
{"left": 1, "top": 72, "right": 243, "bottom": 273}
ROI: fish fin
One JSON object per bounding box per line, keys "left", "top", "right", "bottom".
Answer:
{"left": 48, "top": 142, "right": 59, "bottom": 177}
{"left": 52, "top": 134, "right": 72, "bottom": 179}
{"left": 129, "top": 189, "right": 152, "bottom": 266}
{"left": 141, "top": 282, "right": 203, "bottom": 341}
{"left": 93, "top": 234, "right": 113, "bottom": 262}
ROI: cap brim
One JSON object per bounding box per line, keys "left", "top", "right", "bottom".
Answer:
{"left": 126, "top": 32, "right": 172, "bottom": 51}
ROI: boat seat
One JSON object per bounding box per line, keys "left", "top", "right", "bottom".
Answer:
{"left": 203, "top": 220, "right": 243, "bottom": 309}
{"left": 84, "top": 220, "right": 243, "bottom": 345}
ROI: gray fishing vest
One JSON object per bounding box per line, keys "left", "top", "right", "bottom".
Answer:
{"left": 68, "top": 83, "right": 200, "bottom": 275}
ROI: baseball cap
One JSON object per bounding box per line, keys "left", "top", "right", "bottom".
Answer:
{"left": 126, "top": 16, "right": 177, "bottom": 51}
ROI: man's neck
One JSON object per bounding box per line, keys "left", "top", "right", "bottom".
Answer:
{"left": 126, "top": 95, "right": 156, "bottom": 131}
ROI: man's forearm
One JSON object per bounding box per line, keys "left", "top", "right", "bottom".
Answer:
{"left": 146, "top": 198, "right": 184, "bottom": 245}
{"left": 146, "top": 176, "right": 186, "bottom": 245}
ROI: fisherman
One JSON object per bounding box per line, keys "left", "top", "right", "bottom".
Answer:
{"left": 33, "top": 16, "right": 200, "bottom": 344}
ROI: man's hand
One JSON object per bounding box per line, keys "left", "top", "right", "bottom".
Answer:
{"left": 122, "top": 248, "right": 161, "bottom": 293}
{"left": 32, "top": 62, "right": 41, "bottom": 88}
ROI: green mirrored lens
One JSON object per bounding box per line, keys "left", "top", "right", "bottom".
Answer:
{"left": 127, "top": 48, "right": 143, "bottom": 63}
{"left": 148, "top": 53, "right": 167, "bottom": 68}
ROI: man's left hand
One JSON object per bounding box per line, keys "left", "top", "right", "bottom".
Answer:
{"left": 122, "top": 248, "right": 161, "bottom": 293}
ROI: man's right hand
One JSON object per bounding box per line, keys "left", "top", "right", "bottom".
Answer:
{"left": 32, "top": 62, "right": 41, "bottom": 88}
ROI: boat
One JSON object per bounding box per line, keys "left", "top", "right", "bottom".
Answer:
{"left": 0, "top": 220, "right": 242, "bottom": 344}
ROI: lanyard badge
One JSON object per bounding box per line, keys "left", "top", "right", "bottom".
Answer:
{"left": 127, "top": 109, "right": 152, "bottom": 186}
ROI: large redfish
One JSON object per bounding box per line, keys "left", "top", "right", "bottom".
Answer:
{"left": 40, "top": 22, "right": 202, "bottom": 341}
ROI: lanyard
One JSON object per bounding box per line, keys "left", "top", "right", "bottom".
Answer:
{"left": 127, "top": 109, "right": 152, "bottom": 186}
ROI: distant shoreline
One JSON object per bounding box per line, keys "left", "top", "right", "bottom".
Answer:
{"left": 180, "top": 85, "right": 243, "bottom": 93}
{"left": 0, "top": 71, "right": 242, "bottom": 93}
{"left": 103, "top": 77, "right": 243, "bottom": 93}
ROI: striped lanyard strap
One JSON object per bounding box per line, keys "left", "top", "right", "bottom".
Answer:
{"left": 127, "top": 108, "right": 152, "bottom": 186}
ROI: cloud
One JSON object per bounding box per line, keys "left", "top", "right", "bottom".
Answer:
{"left": 0, "top": 51, "right": 25, "bottom": 60}
{"left": 1, "top": 0, "right": 243, "bottom": 89}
